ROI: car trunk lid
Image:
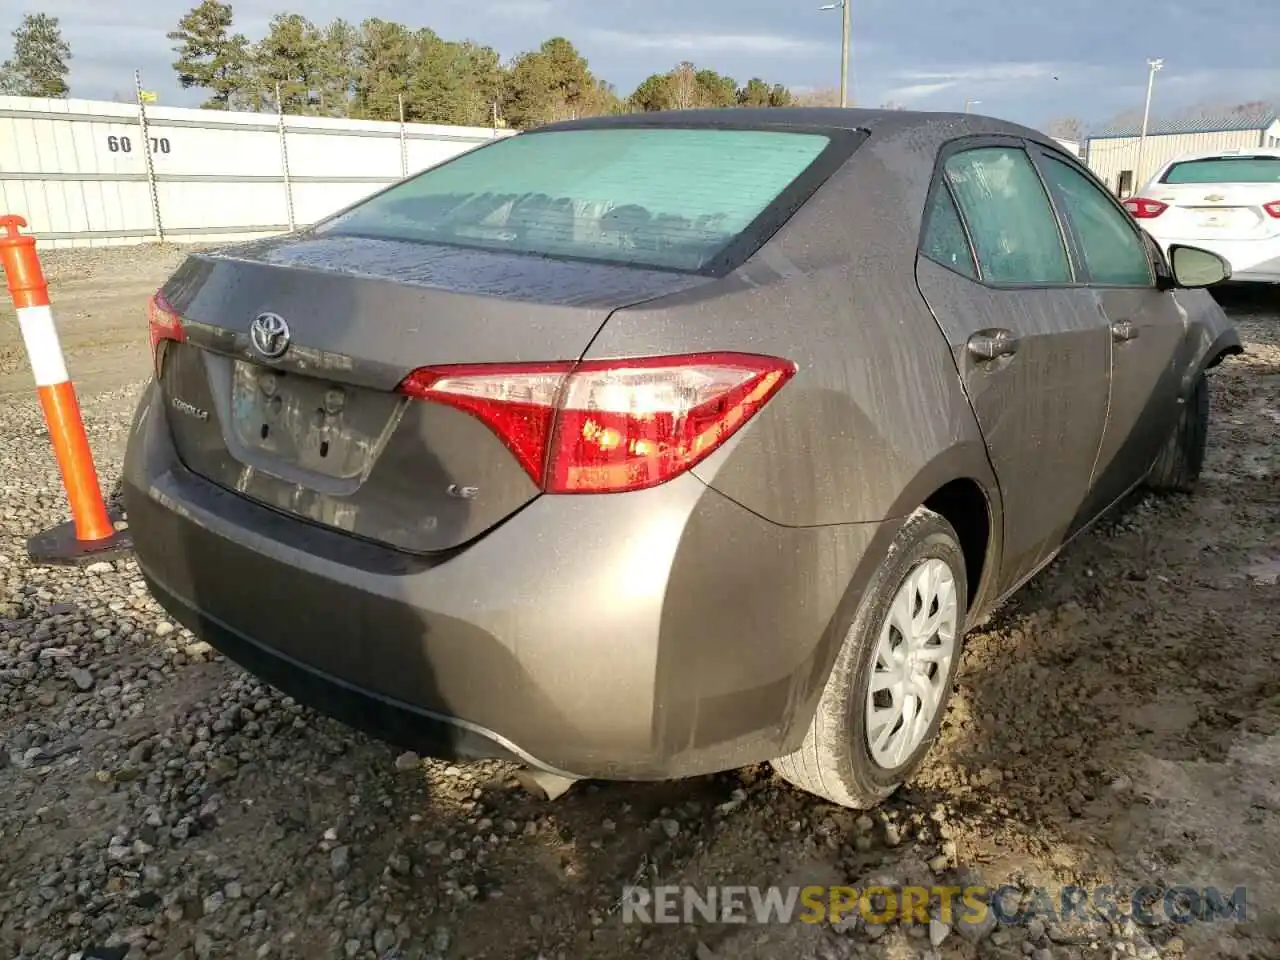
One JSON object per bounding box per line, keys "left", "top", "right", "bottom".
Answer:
{"left": 1143, "top": 181, "right": 1280, "bottom": 241}
{"left": 155, "top": 233, "right": 708, "bottom": 553}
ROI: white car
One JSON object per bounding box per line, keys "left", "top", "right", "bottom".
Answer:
{"left": 1124, "top": 147, "right": 1280, "bottom": 284}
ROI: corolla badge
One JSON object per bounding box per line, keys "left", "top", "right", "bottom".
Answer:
{"left": 250, "top": 312, "right": 291, "bottom": 359}
{"left": 170, "top": 396, "right": 209, "bottom": 421}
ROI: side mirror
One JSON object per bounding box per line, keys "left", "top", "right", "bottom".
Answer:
{"left": 1166, "top": 244, "right": 1232, "bottom": 289}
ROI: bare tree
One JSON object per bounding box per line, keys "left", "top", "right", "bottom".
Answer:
{"left": 1047, "top": 116, "right": 1084, "bottom": 140}
{"left": 670, "top": 61, "right": 697, "bottom": 109}
{"left": 1100, "top": 107, "right": 1144, "bottom": 131}
{"left": 1155, "top": 100, "right": 1272, "bottom": 128}
{"left": 792, "top": 86, "right": 840, "bottom": 107}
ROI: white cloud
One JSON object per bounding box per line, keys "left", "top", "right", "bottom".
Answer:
{"left": 1159, "top": 67, "right": 1280, "bottom": 94}
{"left": 487, "top": 1, "right": 554, "bottom": 19}
{"left": 896, "top": 62, "right": 1059, "bottom": 85}
{"left": 881, "top": 62, "right": 1061, "bottom": 103}
{"left": 883, "top": 81, "right": 958, "bottom": 101}
{"left": 582, "top": 28, "right": 824, "bottom": 55}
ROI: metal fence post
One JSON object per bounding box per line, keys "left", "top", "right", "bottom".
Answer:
{"left": 276, "top": 83, "right": 296, "bottom": 232}
{"left": 398, "top": 94, "right": 408, "bottom": 179}
{"left": 134, "top": 70, "right": 164, "bottom": 242}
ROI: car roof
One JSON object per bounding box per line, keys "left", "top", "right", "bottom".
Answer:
{"left": 534, "top": 107, "right": 1061, "bottom": 149}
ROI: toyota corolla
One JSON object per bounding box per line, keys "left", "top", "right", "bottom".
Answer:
{"left": 123, "top": 109, "right": 1241, "bottom": 808}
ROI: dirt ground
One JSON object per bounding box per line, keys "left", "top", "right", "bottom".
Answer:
{"left": 1, "top": 245, "right": 1277, "bottom": 960}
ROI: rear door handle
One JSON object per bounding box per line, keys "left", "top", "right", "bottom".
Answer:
{"left": 966, "top": 329, "right": 1020, "bottom": 362}
{"left": 1112, "top": 320, "right": 1139, "bottom": 342}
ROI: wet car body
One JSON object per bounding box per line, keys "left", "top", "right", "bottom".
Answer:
{"left": 123, "top": 108, "right": 1241, "bottom": 782}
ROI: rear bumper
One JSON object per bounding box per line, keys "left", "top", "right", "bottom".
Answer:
{"left": 123, "top": 382, "right": 889, "bottom": 780}
{"left": 138, "top": 567, "right": 573, "bottom": 772}
{"left": 1156, "top": 236, "right": 1280, "bottom": 283}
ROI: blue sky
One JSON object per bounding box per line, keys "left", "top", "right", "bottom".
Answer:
{"left": 6, "top": 0, "right": 1279, "bottom": 131}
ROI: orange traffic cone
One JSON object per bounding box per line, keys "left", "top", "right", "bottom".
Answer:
{"left": 0, "top": 214, "right": 132, "bottom": 565}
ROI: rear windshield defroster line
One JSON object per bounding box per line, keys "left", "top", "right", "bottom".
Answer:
{"left": 316, "top": 124, "right": 867, "bottom": 277}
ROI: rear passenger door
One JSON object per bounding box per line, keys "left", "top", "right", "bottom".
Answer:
{"left": 914, "top": 138, "right": 1112, "bottom": 597}
{"left": 1030, "top": 144, "right": 1189, "bottom": 516}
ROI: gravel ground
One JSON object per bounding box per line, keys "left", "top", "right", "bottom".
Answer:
{"left": 1, "top": 246, "right": 1278, "bottom": 960}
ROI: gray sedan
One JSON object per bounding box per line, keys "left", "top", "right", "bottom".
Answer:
{"left": 123, "top": 108, "right": 1241, "bottom": 808}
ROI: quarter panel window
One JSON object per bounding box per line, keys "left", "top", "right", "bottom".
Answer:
{"left": 921, "top": 184, "right": 978, "bottom": 278}
{"left": 943, "top": 147, "right": 1072, "bottom": 284}
{"left": 1041, "top": 155, "right": 1153, "bottom": 286}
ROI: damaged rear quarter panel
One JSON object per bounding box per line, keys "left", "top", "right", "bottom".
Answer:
{"left": 582, "top": 116, "right": 1010, "bottom": 760}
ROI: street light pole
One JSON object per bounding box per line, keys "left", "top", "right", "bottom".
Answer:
{"left": 1137, "top": 58, "right": 1163, "bottom": 187}
{"left": 820, "top": 2, "right": 852, "bottom": 108}
{"left": 840, "top": 0, "right": 851, "bottom": 108}
{"left": 965, "top": 98, "right": 981, "bottom": 114}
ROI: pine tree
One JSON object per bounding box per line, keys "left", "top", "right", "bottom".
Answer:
{"left": 1, "top": 13, "right": 72, "bottom": 98}
{"left": 167, "top": 1, "right": 250, "bottom": 110}
{"left": 249, "top": 13, "right": 323, "bottom": 113}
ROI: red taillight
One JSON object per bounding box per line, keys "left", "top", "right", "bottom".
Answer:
{"left": 547, "top": 355, "right": 796, "bottom": 493}
{"left": 399, "top": 352, "right": 797, "bottom": 494}
{"left": 1123, "top": 197, "right": 1168, "bottom": 219}
{"left": 399, "top": 362, "right": 572, "bottom": 486}
{"left": 147, "top": 292, "right": 185, "bottom": 374}
{"left": 1263, "top": 201, "right": 1280, "bottom": 219}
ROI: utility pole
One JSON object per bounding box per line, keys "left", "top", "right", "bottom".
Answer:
{"left": 840, "top": 0, "right": 851, "bottom": 108}
{"left": 1137, "top": 58, "right": 1163, "bottom": 187}
{"left": 276, "top": 81, "right": 295, "bottom": 233}
{"left": 397, "top": 94, "right": 408, "bottom": 179}
{"left": 820, "top": 2, "right": 852, "bottom": 108}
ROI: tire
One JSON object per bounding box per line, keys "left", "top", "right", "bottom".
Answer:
{"left": 772, "top": 507, "right": 967, "bottom": 809}
{"left": 1146, "top": 374, "right": 1210, "bottom": 494}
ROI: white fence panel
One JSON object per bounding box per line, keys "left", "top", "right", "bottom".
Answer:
{"left": 0, "top": 95, "right": 514, "bottom": 248}
{"left": 291, "top": 182, "right": 387, "bottom": 226}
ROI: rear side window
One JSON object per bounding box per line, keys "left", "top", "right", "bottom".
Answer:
{"left": 943, "top": 147, "right": 1072, "bottom": 284}
{"left": 318, "top": 127, "right": 836, "bottom": 273}
{"left": 1039, "top": 156, "right": 1152, "bottom": 287}
{"left": 1160, "top": 156, "right": 1280, "bottom": 184}
{"left": 921, "top": 184, "right": 978, "bottom": 278}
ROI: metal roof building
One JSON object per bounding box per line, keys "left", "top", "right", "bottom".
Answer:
{"left": 1083, "top": 106, "right": 1280, "bottom": 198}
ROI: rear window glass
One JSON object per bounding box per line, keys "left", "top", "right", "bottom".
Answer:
{"left": 1160, "top": 156, "right": 1280, "bottom": 184}
{"left": 317, "top": 127, "right": 834, "bottom": 272}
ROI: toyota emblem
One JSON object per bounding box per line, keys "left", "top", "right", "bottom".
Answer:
{"left": 250, "top": 312, "right": 291, "bottom": 359}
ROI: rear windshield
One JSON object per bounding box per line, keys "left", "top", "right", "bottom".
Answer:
{"left": 317, "top": 127, "right": 836, "bottom": 272}
{"left": 1160, "top": 156, "right": 1280, "bottom": 184}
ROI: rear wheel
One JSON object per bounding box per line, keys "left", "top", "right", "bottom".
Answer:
{"left": 1146, "top": 374, "right": 1210, "bottom": 494}
{"left": 772, "top": 507, "right": 967, "bottom": 809}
